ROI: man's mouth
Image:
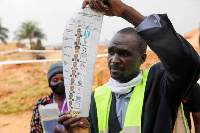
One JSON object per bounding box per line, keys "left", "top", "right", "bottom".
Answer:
{"left": 110, "top": 66, "right": 122, "bottom": 72}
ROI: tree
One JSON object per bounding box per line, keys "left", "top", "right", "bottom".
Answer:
{"left": 14, "top": 21, "right": 46, "bottom": 49}
{"left": 0, "top": 19, "right": 9, "bottom": 44}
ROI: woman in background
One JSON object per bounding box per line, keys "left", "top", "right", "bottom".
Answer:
{"left": 30, "top": 62, "right": 68, "bottom": 132}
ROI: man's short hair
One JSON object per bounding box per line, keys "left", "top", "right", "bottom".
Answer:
{"left": 117, "top": 27, "right": 147, "bottom": 54}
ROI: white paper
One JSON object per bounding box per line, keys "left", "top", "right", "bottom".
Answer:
{"left": 62, "top": 6, "right": 103, "bottom": 117}
{"left": 39, "top": 103, "right": 65, "bottom": 132}
{"left": 39, "top": 103, "right": 60, "bottom": 119}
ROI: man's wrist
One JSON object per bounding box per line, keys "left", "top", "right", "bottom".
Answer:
{"left": 120, "top": 5, "right": 131, "bottom": 18}
{"left": 121, "top": 6, "right": 145, "bottom": 26}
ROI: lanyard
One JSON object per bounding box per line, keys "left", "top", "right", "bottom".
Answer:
{"left": 53, "top": 96, "right": 67, "bottom": 113}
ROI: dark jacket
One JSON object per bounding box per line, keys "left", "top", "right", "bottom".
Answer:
{"left": 86, "top": 14, "right": 200, "bottom": 133}
{"left": 183, "top": 83, "right": 200, "bottom": 130}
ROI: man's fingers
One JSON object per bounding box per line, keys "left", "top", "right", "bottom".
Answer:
{"left": 58, "top": 111, "right": 70, "bottom": 117}
{"left": 89, "top": 1, "right": 96, "bottom": 11}
{"left": 82, "top": 0, "right": 90, "bottom": 9}
{"left": 57, "top": 113, "right": 72, "bottom": 124}
{"left": 68, "top": 120, "right": 84, "bottom": 129}
{"left": 62, "top": 116, "right": 81, "bottom": 129}
{"left": 92, "top": 0, "right": 105, "bottom": 12}
{"left": 97, "top": 0, "right": 109, "bottom": 10}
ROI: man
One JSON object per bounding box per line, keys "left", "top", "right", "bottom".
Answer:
{"left": 69, "top": 78, "right": 76, "bottom": 86}
{"left": 69, "top": 85, "right": 75, "bottom": 93}
{"left": 71, "top": 62, "right": 78, "bottom": 70}
{"left": 188, "top": 85, "right": 200, "bottom": 132}
{"left": 74, "top": 37, "right": 81, "bottom": 46}
{"left": 72, "top": 54, "right": 79, "bottom": 62}
{"left": 70, "top": 69, "right": 77, "bottom": 78}
{"left": 57, "top": 0, "right": 200, "bottom": 133}
{"left": 69, "top": 93, "right": 74, "bottom": 100}
{"left": 178, "top": 83, "right": 200, "bottom": 133}
{"left": 75, "top": 28, "right": 82, "bottom": 37}
{"left": 75, "top": 45, "right": 80, "bottom": 53}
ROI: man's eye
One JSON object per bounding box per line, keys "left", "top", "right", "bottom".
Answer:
{"left": 109, "top": 51, "right": 114, "bottom": 55}
{"left": 121, "top": 52, "right": 129, "bottom": 56}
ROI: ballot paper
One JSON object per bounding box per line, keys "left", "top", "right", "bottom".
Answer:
{"left": 62, "top": 6, "right": 103, "bottom": 117}
{"left": 39, "top": 103, "right": 65, "bottom": 132}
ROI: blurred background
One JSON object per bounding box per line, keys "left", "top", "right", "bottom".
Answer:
{"left": 0, "top": 0, "right": 199, "bottom": 132}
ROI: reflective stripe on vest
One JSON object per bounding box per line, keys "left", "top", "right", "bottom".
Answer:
{"left": 94, "top": 70, "right": 149, "bottom": 133}
{"left": 180, "top": 103, "right": 190, "bottom": 133}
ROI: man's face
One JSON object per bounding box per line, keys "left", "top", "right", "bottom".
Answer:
{"left": 71, "top": 78, "right": 75, "bottom": 83}
{"left": 69, "top": 101, "right": 72, "bottom": 106}
{"left": 72, "top": 70, "right": 76, "bottom": 75}
{"left": 70, "top": 86, "right": 74, "bottom": 91}
{"left": 77, "top": 29, "right": 81, "bottom": 34}
{"left": 75, "top": 46, "right": 79, "bottom": 52}
{"left": 73, "top": 62, "right": 77, "bottom": 67}
{"left": 108, "top": 33, "right": 145, "bottom": 83}
{"left": 74, "top": 54, "right": 78, "bottom": 59}
{"left": 69, "top": 93, "right": 73, "bottom": 99}
{"left": 76, "top": 38, "right": 80, "bottom": 43}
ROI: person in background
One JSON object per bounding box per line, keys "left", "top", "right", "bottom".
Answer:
{"left": 173, "top": 83, "right": 200, "bottom": 133}
{"left": 184, "top": 83, "right": 200, "bottom": 132}
{"left": 30, "top": 62, "right": 68, "bottom": 133}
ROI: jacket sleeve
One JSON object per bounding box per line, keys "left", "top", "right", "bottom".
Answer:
{"left": 138, "top": 14, "right": 200, "bottom": 106}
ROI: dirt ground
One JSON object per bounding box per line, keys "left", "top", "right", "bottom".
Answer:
{"left": 0, "top": 52, "right": 61, "bottom": 133}
{"left": 0, "top": 111, "right": 32, "bottom": 133}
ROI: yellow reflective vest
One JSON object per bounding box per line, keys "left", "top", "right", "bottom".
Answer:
{"left": 94, "top": 70, "right": 149, "bottom": 133}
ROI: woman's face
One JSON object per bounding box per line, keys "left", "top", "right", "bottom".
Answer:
{"left": 50, "top": 73, "right": 64, "bottom": 86}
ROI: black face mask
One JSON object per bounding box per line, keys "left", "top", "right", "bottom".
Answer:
{"left": 50, "top": 82, "right": 65, "bottom": 95}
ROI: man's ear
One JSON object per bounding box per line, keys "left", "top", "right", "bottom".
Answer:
{"left": 140, "top": 53, "right": 147, "bottom": 64}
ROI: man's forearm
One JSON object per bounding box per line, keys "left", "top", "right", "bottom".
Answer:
{"left": 121, "top": 5, "right": 145, "bottom": 27}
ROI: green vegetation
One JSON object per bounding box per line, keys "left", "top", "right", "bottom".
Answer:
{"left": 0, "top": 78, "right": 8, "bottom": 82}
{"left": 11, "top": 80, "right": 22, "bottom": 84}
{"left": 0, "top": 82, "right": 51, "bottom": 114}
{"left": 0, "top": 19, "right": 9, "bottom": 44}
{"left": 14, "top": 21, "right": 46, "bottom": 50}
{"left": 0, "top": 63, "right": 54, "bottom": 115}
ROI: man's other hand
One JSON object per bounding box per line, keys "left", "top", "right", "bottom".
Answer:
{"left": 57, "top": 111, "right": 90, "bottom": 133}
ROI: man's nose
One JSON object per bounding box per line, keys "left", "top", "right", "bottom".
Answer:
{"left": 111, "top": 54, "right": 121, "bottom": 65}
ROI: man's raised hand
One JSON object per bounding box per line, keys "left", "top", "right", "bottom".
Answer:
{"left": 82, "top": 0, "right": 128, "bottom": 17}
